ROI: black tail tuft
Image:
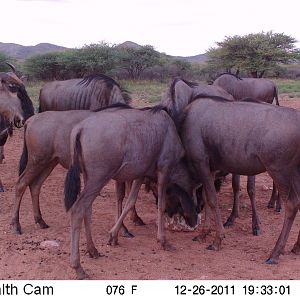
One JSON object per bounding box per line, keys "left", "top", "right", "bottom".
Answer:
{"left": 18, "top": 125, "right": 28, "bottom": 176}
{"left": 64, "top": 132, "right": 82, "bottom": 211}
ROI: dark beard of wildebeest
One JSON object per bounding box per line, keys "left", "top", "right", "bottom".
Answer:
{"left": 179, "top": 94, "right": 300, "bottom": 265}
{"left": 12, "top": 75, "right": 132, "bottom": 234}
{"left": 0, "top": 67, "right": 34, "bottom": 191}
{"left": 212, "top": 73, "right": 282, "bottom": 232}
{"left": 63, "top": 104, "right": 198, "bottom": 279}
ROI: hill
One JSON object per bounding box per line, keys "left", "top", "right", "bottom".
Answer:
{"left": 0, "top": 42, "right": 68, "bottom": 60}
{"left": 0, "top": 40, "right": 207, "bottom": 63}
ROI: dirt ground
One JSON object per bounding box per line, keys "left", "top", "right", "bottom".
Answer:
{"left": 1, "top": 97, "right": 300, "bottom": 280}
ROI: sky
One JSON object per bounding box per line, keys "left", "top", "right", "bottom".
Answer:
{"left": 1, "top": 0, "right": 300, "bottom": 56}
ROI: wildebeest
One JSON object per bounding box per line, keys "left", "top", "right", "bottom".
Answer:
{"left": 0, "top": 66, "right": 34, "bottom": 191}
{"left": 38, "top": 74, "right": 130, "bottom": 111}
{"left": 180, "top": 94, "right": 300, "bottom": 264}
{"left": 64, "top": 104, "right": 198, "bottom": 279}
{"left": 213, "top": 73, "right": 281, "bottom": 232}
{"left": 11, "top": 74, "right": 130, "bottom": 234}
{"left": 213, "top": 73, "right": 279, "bottom": 105}
{"left": 160, "top": 77, "right": 267, "bottom": 235}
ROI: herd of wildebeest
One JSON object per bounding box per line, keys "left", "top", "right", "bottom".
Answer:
{"left": 1, "top": 62, "right": 300, "bottom": 279}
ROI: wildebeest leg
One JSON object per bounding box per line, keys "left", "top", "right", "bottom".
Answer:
{"left": 157, "top": 170, "right": 175, "bottom": 251}
{"left": 246, "top": 175, "right": 261, "bottom": 235}
{"left": 266, "top": 172, "right": 299, "bottom": 264}
{"left": 200, "top": 173, "right": 225, "bottom": 250}
{"left": 266, "top": 200, "right": 298, "bottom": 264}
{"left": 0, "top": 178, "right": 4, "bottom": 192}
{"left": 267, "top": 182, "right": 282, "bottom": 212}
{"left": 11, "top": 161, "right": 56, "bottom": 234}
{"left": 0, "top": 146, "right": 4, "bottom": 164}
{"left": 29, "top": 163, "right": 57, "bottom": 229}
{"left": 108, "top": 179, "right": 143, "bottom": 246}
{"left": 130, "top": 206, "right": 146, "bottom": 226}
{"left": 125, "top": 181, "right": 145, "bottom": 226}
{"left": 224, "top": 174, "right": 240, "bottom": 227}
{"left": 70, "top": 180, "right": 107, "bottom": 280}
{"left": 291, "top": 225, "right": 300, "bottom": 255}
{"left": 83, "top": 204, "right": 101, "bottom": 258}
{"left": 115, "top": 181, "right": 134, "bottom": 238}
{"left": 193, "top": 190, "right": 212, "bottom": 241}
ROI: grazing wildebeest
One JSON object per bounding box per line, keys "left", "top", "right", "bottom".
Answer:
{"left": 38, "top": 74, "right": 130, "bottom": 112}
{"left": 0, "top": 67, "right": 34, "bottom": 191}
{"left": 160, "top": 77, "right": 266, "bottom": 235}
{"left": 64, "top": 104, "right": 198, "bottom": 279}
{"left": 213, "top": 73, "right": 279, "bottom": 105}
{"left": 11, "top": 74, "right": 131, "bottom": 234}
{"left": 180, "top": 94, "right": 300, "bottom": 265}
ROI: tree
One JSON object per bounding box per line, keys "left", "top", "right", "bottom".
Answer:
{"left": 117, "top": 45, "right": 160, "bottom": 79}
{"left": 207, "top": 31, "right": 300, "bottom": 77}
{"left": 0, "top": 52, "right": 14, "bottom": 72}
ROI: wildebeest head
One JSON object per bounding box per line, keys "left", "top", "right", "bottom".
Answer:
{"left": 0, "top": 65, "right": 34, "bottom": 127}
{"left": 164, "top": 160, "right": 199, "bottom": 229}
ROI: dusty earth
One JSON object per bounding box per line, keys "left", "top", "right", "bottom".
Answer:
{"left": 1, "top": 97, "right": 300, "bottom": 280}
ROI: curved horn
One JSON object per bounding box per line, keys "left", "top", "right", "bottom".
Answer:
{"left": 5, "top": 62, "right": 16, "bottom": 73}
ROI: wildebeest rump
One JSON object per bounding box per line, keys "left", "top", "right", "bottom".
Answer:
{"left": 180, "top": 95, "right": 300, "bottom": 264}
{"left": 38, "top": 74, "right": 130, "bottom": 112}
{"left": 64, "top": 105, "right": 198, "bottom": 279}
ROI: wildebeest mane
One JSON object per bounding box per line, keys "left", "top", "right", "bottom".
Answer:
{"left": 170, "top": 77, "right": 198, "bottom": 103}
{"left": 93, "top": 102, "right": 133, "bottom": 112}
{"left": 215, "top": 72, "right": 242, "bottom": 80}
{"left": 17, "top": 86, "right": 35, "bottom": 119}
{"left": 78, "top": 74, "right": 131, "bottom": 104}
{"left": 240, "top": 97, "right": 265, "bottom": 104}
{"left": 178, "top": 94, "right": 233, "bottom": 133}
{"left": 192, "top": 93, "right": 233, "bottom": 104}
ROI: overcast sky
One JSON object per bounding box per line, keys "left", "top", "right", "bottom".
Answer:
{"left": 1, "top": 0, "right": 300, "bottom": 56}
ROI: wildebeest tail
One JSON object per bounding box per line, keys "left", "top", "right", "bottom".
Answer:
{"left": 64, "top": 131, "right": 82, "bottom": 211}
{"left": 18, "top": 124, "right": 28, "bottom": 176}
{"left": 274, "top": 85, "right": 280, "bottom": 106}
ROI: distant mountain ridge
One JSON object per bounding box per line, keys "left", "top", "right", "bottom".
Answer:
{"left": 0, "top": 42, "right": 68, "bottom": 60}
{"left": 0, "top": 41, "right": 207, "bottom": 62}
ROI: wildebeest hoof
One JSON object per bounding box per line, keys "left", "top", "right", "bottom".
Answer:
{"left": 37, "top": 220, "right": 49, "bottom": 229}
{"left": 75, "top": 267, "right": 90, "bottom": 280}
{"left": 120, "top": 230, "right": 134, "bottom": 238}
{"left": 0, "top": 187, "right": 5, "bottom": 192}
{"left": 291, "top": 244, "right": 300, "bottom": 255}
{"left": 86, "top": 247, "right": 102, "bottom": 258}
{"left": 267, "top": 203, "right": 274, "bottom": 209}
{"left": 132, "top": 217, "right": 146, "bottom": 226}
{"left": 192, "top": 235, "right": 205, "bottom": 242}
{"left": 224, "top": 219, "right": 234, "bottom": 228}
{"left": 252, "top": 228, "right": 261, "bottom": 236}
{"left": 275, "top": 207, "right": 282, "bottom": 213}
{"left": 207, "top": 244, "right": 220, "bottom": 251}
{"left": 192, "top": 230, "right": 211, "bottom": 242}
{"left": 265, "top": 257, "right": 278, "bottom": 264}
{"left": 162, "top": 242, "right": 176, "bottom": 252}
{"left": 107, "top": 235, "right": 119, "bottom": 246}
{"left": 11, "top": 222, "right": 22, "bottom": 235}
